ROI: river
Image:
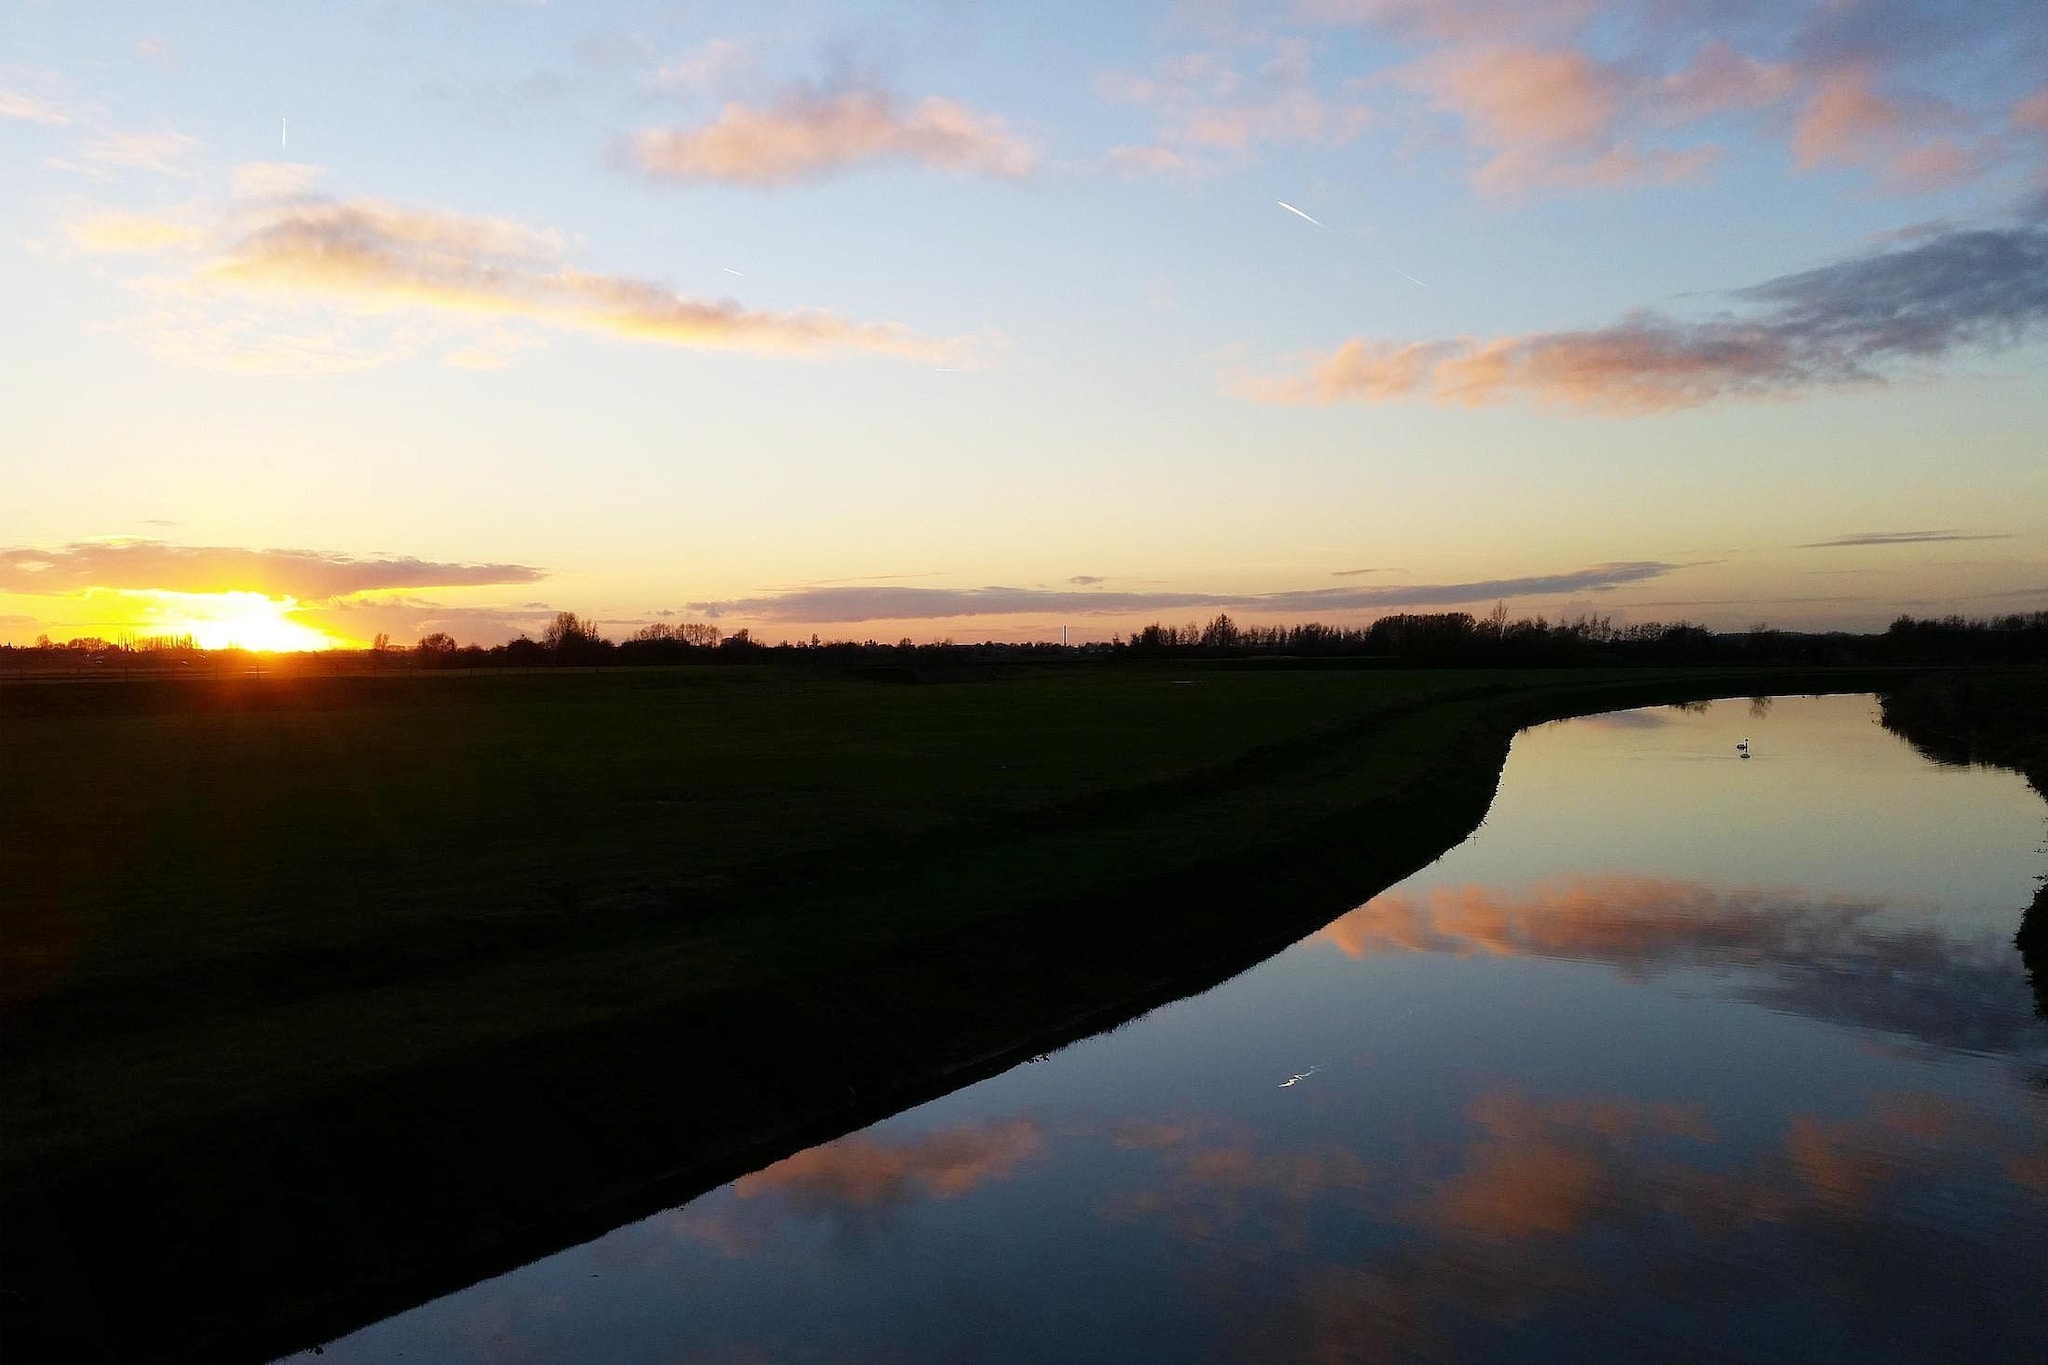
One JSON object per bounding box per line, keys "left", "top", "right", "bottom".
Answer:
{"left": 292, "top": 694, "right": 2048, "bottom": 1364}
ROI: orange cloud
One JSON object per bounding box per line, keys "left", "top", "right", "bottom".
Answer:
{"left": 1325, "top": 874, "right": 1810, "bottom": 966}
{"left": 73, "top": 177, "right": 968, "bottom": 368}
{"left": 631, "top": 87, "right": 1037, "bottom": 187}
{"left": 0, "top": 540, "right": 544, "bottom": 598}
{"left": 1104, "top": 1121, "right": 1375, "bottom": 1250}
{"left": 1243, "top": 324, "right": 1798, "bottom": 413}
{"left": 733, "top": 1118, "right": 1042, "bottom": 1212}
{"left": 1419, "top": 1092, "right": 1712, "bottom": 1240}
{"left": 1283, "top": 1084, "right": 2048, "bottom": 1364}
{"left": 1245, "top": 208, "right": 2048, "bottom": 412}
{"left": 1318, "top": 870, "right": 2044, "bottom": 1058}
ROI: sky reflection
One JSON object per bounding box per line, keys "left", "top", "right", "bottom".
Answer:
{"left": 295, "top": 697, "right": 2048, "bottom": 1365}
{"left": 1324, "top": 873, "right": 2043, "bottom": 1057}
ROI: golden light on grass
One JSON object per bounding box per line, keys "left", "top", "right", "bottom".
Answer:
{"left": 126, "top": 589, "right": 345, "bottom": 651}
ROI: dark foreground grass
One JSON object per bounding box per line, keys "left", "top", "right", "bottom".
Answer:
{"left": 0, "top": 662, "right": 1980, "bottom": 1363}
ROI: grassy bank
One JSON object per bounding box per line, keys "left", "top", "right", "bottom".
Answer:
{"left": 0, "top": 663, "right": 1955, "bottom": 1362}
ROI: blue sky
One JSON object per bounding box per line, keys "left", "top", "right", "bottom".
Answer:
{"left": 3, "top": 0, "right": 2044, "bottom": 646}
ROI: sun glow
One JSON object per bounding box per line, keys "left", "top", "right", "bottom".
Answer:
{"left": 126, "top": 590, "right": 344, "bottom": 651}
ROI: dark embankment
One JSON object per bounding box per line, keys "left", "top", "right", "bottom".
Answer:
{"left": 0, "top": 665, "right": 1958, "bottom": 1363}
{"left": 1879, "top": 671, "right": 2048, "bottom": 1020}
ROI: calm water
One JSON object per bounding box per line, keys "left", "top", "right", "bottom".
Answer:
{"left": 295, "top": 695, "right": 2048, "bottom": 1364}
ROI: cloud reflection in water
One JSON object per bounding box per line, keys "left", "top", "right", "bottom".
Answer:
{"left": 1323, "top": 874, "right": 2043, "bottom": 1056}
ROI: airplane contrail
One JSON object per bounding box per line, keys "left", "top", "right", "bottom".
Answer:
{"left": 281, "top": 117, "right": 288, "bottom": 150}
{"left": 1276, "top": 200, "right": 1327, "bottom": 230}
{"left": 1280, "top": 199, "right": 1429, "bottom": 288}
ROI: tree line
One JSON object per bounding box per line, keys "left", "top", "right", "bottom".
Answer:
{"left": 8, "top": 608, "right": 2045, "bottom": 671}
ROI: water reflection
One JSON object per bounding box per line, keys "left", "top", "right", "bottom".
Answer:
{"left": 648, "top": 1085, "right": 2048, "bottom": 1365}
{"left": 676, "top": 1119, "right": 1043, "bottom": 1252}
{"left": 1252, "top": 1088, "right": 2048, "bottom": 1365}
{"left": 1324, "top": 874, "right": 2044, "bottom": 1056}
{"left": 298, "top": 697, "right": 2048, "bottom": 1365}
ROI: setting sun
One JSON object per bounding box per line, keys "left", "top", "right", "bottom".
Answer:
{"left": 129, "top": 590, "right": 343, "bottom": 652}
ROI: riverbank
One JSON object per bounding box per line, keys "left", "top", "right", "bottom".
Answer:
{"left": 1, "top": 664, "right": 2005, "bottom": 1363}
{"left": 1878, "top": 672, "right": 2048, "bottom": 1017}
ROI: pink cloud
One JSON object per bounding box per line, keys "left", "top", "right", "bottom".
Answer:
{"left": 1398, "top": 44, "right": 1719, "bottom": 195}
{"left": 1094, "top": 38, "right": 1371, "bottom": 176}
{"left": 632, "top": 87, "right": 1037, "bottom": 187}
{"left": 1242, "top": 209, "right": 2048, "bottom": 413}
{"left": 1415, "top": 46, "right": 1617, "bottom": 150}
{"left": 1791, "top": 66, "right": 1986, "bottom": 191}
{"left": 1305, "top": 3, "right": 2031, "bottom": 198}
{"left": 2011, "top": 88, "right": 2048, "bottom": 133}
{"left": 1793, "top": 67, "right": 1906, "bottom": 167}
{"left": 1654, "top": 41, "right": 1800, "bottom": 123}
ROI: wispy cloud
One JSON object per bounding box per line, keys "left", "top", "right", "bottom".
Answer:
{"left": 1242, "top": 208, "right": 2048, "bottom": 413}
{"left": 5, "top": 63, "right": 200, "bottom": 176}
{"left": 44, "top": 128, "right": 198, "bottom": 178}
{"left": 0, "top": 540, "right": 546, "bottom": 599}
{"left": 631, "top": 85, "right": 1037, "bottom": 187}
{"left": 647, "top": 38, "right": 759, "bottom": 96}
{"left": 1397, "top": 43, "right": 1718, "bottom": 196}
{"left": 688, "top": 562, "right": 1678, "bottom": 622}
{"left": 69, "top": 169, "right": 970, "bottom": 369}
{"left": 65, "top": 208, "right": 207, "bottom": 253}
{"left": 1097, "top": 38, "right": 1371, "bottom": 176}
{"left": 1798, "top": 530, "right": 2016, "bottom": 548}
{"left": 0, "top": 87, "right": 70, "bottom": 125}
{"left": 0, "top": 62, "right": 81, "bottom": 127}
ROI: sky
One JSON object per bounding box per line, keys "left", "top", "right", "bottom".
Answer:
{"left": 3, "top": 0, "right": 2045, "bottom": 648}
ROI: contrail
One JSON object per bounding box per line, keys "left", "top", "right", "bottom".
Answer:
{"left": 1277, "top": 200, "right": 1328, "bottom": 230}
{"left": 1280, "top": 200, "right": 1430, "bottom": 289}
{"left": 281, "top": 117, "right": 288, "bottom": 150}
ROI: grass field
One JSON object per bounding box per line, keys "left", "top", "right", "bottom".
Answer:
{"left": 0, "top": 661, "right": 1965, "bottom": 1363}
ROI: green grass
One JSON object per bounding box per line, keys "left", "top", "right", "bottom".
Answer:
{"left": 0, "top": 661, "right": 1937, "bottom": 1364}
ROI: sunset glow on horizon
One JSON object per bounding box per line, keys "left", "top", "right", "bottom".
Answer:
{"left": 122, "top": 590, "right": 342, "bottom": 652}
{"left": 3, "top": 1, "right": 2043, "bottom": 646}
